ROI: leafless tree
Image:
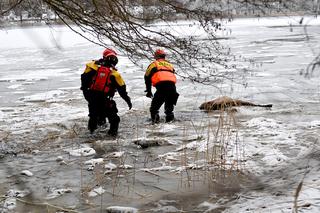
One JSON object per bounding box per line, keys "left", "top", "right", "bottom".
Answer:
{"left": 1, "top": 0, "right": 317, "bottom": 83}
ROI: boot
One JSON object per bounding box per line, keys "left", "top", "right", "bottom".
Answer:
{"left": 151, "top": 113, "right": 160, "bottom": 124}
{"left": 88, "top": 117, "right": 97, "bottom": 134}
{"left": 97, "top": 117, "right": 106, "bottom": 126}
{"left": 108, "top": 129, "right": 118, "bottom": 137}
{"left": 108, "top": 116, "right": 120, "bottom": 137}
{"left": 108, "top": 123, "right": 118, "bottom": 137}
{"left": 165, "top": 113, "right": 174, "bottom": 123}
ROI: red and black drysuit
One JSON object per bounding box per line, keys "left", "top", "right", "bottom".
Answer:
{"left": 81, "top": 59, "right": 131, "bottom": 135}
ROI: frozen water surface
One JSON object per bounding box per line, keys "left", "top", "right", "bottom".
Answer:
{"left": 0, "top": 16, "right": 320, "bottom": 212}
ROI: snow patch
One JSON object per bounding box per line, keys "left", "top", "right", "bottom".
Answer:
{"left": 106, "top": 206, "right": 138, "bottom": 213}
{"left": 46, "top": 188, "right": 72, "bottom": 199}
{"left": 88, "top": 187, "right": 105, "bottom": 197}
{"left": 67, "top": 147, "right": 96, "bottom": 157}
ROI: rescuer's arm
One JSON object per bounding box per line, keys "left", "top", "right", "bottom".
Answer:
{"left": 81, "top": 61, "right": 98, "bottom": 91}
{"left": 110, "top": 73, "right": 132, "bottom": 110}
{"left": 81, "top": 62, "right": 98, "bottom": 101}
{"left": 144, "top": 63, "right": 156, "bottom": 98}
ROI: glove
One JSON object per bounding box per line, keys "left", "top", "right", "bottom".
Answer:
{"left": 128, "top": 101, "right": 132, "bottom": 110}
{"left": 126, "top": 97, "right": 132, "bottom": 110}
{"left": 145, "top": 90, "right": 153, "bottom": 98}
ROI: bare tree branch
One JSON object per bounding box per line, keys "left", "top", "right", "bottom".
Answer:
{"left": 2, "top": 0, "right": 316, "bottom": 84}
{"left": 0, "top": 0, "right": 25, "bottom": 16}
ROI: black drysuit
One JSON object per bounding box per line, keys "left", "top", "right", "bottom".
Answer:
{"left": 81, "top": 59, "right": 131, "bottom": 135}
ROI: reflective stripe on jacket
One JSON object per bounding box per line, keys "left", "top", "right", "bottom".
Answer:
{"left": 150, "top": 60, "right": 176, "bottom": 86}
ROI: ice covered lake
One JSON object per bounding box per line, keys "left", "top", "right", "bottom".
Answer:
{"left": 0, "top": 16, "right": 320, "bottom": 212}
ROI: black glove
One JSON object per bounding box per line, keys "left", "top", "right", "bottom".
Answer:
{"left": 145, "top": 90, "right": 153, "bottom": 98}
{"left": 126, "top": 97, "right": 132, "bottom": 110}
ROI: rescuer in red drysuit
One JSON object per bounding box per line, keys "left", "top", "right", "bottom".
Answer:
{"left": 81, "top": 48, "right": 132, "bottom": 136}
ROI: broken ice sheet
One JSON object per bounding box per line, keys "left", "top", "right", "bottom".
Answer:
{"left": 46, "top": 188, "right": 72, "bottom": 199}
{"left": 6, "top": 189, "right": 30, "bottom": 198}
{"left": 85, "top": 158, "right": 104, "bottom": 171}
{"left": 105, "top": 206, "right": 138, "bottom": 213}
{"left": 3, "top": 198, "right": 16, "bottom": 210}
{"left": 67, "top": 147, "right": 96, "bottom": 157}
{"left": 20, "top": 170, "right": 33, "bottom": 177}
{"left": 88, "top": 187, "right": 105, "bottom": 197}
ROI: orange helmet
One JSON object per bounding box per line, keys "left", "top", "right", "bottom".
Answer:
{"left": 154, "top": 49, "right": 166, "bottom": 58}
{"left": 103, "top": 48, "right": 117, "bottom": 58}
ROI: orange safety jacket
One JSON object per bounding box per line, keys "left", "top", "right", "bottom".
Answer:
{"left": 151, "top": 60, "right": 176, "bottom": 86}
{"left": 90, "top": 66, "right": 113, "bottom": 94}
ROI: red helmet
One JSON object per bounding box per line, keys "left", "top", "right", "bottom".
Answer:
{"left": 103, "top": 48, "right": 117, "bottom": 58}
{"left": 154, "top": 49, "right": 166, "bottom": 58}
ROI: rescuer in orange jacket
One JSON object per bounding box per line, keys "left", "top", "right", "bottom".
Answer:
{"left": 81, "top": 48, "right": 132, "bottom": 136}
{"left": 144, "top": 49, "right": 179, "bottom": 123}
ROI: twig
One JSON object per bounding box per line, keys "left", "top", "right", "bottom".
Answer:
{"left": 0, "top": 0, "right": 25, "bottom": 15}
{"left": 143, "top": 169, "right": 163, "bottom": 177}
{"left": 16, "top": 198, "right": 79, "bottom": 213}
{"left": 134, "top": 191, "right": 151, "bottom": 198}
{"left": 293, "top": 166, "right": 310, "bottom": 213}
{"left": 136, "top": 179, "right": 169, "bottom": 192}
